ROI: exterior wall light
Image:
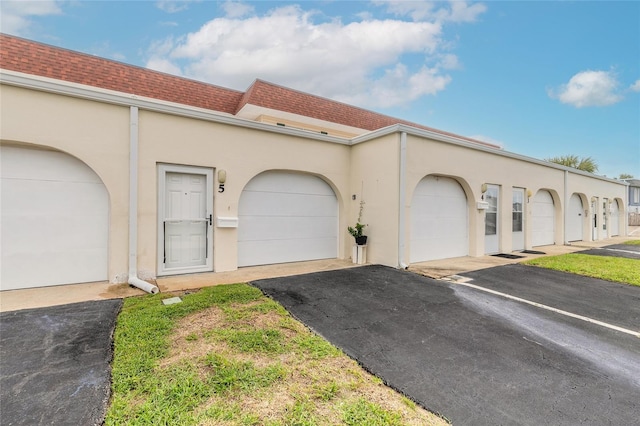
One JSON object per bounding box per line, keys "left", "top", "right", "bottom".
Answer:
{"left": 218, "top": 170, "right": 226, "bottom": 193}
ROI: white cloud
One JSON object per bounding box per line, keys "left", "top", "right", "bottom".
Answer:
{"left": 145, "top": 4, "right": 472, "bottom": 108}
{"left": 375, "top": 1, "right": 487, "bottom": 23}
{"left": 549, "top": 70, "right": 623, "bottom": 108}
{"left": 630, "top": 79, "right": 640, "bottom": 92}
{"left": 0, "top": 0, "right": 62, "bottom": 35}
{"left": 221, "top": 1, "right": 254, "bottom": 18}
{"left": 155, "top": 0, "right": 199, "bottom": 14}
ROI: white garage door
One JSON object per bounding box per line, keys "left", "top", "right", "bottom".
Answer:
{"left": 238, "top": 171, "right": 337, "bottom": 267}
{"left": 532, "top": 190, "right": 555, "bottom": 247}
{"left": 610, "top": 200, "right": 620, "bottom": 236}
{"left": 410, "top": 176, "right": 468, "bottom": 262}
{"left": 567, "top": 193, "right": 584, "bottom": 242}
{"left": 1, "top": 146, "right": 109, "bottom": 290}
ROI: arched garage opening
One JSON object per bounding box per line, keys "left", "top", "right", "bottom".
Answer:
{"left": 237, "top": 170, "right": 338, "bottom": 267}
{"left": 532, "top": 189, "right": 556, "bottom": 247}
{"left": 410, "top": 175, "right": 469, "bottom": 262}
{"left": 610, "top": 199, "right": 621, "bottom": 236}
{"left": 1, "top": 144, "right": 109, "bottom": 290}
{"left": 567, "top": 193, "right": 586, "bottom": 242}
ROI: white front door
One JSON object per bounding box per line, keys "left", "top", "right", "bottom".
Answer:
{"left": 567, "top": 194, "right": 584, "bottom": 242}
{"left": 158, "top": 165, "right": 213, "bottom": 275}
{"left": 592, "top": 197, "right": 599, "bottom": 240}
{"left": 484, "top": 185, "right": 500, "bottom": 254}
{"left": 602, "top": 198, "right": 608, "bottom": 237}
{"left": 512, "top": 188, "right": 525, "bottom": 251}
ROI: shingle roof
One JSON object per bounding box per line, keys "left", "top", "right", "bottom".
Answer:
{"left": 1, "top": 33, "right": 499, "bottom": 148}
{"left": 0, "top": 33, "right": 243, "bottom": 114}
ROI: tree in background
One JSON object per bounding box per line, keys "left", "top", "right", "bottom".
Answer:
{"left": 545, "top": 155, "right": 599, "bottom": 173}
{"left": 618, "top": 173, "right": 634, "bottom": 179}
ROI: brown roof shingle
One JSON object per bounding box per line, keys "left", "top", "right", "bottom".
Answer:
{"left": 1, "top": 33, "right": 499, "bottom": 148}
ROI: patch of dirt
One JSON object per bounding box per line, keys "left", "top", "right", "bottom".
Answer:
{"left": 159, "top": 300, "right": 448, "bottom": 425}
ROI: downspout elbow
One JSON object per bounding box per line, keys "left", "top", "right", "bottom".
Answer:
{"left": 128, "top": 275, "right": 159, "bottom": 294}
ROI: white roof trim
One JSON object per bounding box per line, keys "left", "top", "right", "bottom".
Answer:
{"left": 0, "top": 69, "right": 627, "bottom": 186}
{"left": 0, "top": 70, "right": 350, "bottom": 145}
{"left": 354, "top": 124, "right": 626, "bottom": 185}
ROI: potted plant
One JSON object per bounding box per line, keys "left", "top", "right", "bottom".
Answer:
{"left": 348, "top": 199, "right": 367, "bottom": 245}
{"left": 348, "top": 223, "right": 367, "bottom": 245}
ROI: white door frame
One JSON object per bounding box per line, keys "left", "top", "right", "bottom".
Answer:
{"left": 157, "top": 164, "right": 214, "bottom": 276}
{"left": 602, "top": 198, "right": 609, "bottom": 238}
{"left": 512, "top": 187, "right": 525, "bottom": 251}
{"left": 484, "top": 184, "right": 500, "bottom": 254}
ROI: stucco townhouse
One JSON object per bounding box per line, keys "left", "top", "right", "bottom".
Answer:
{"left": 0, "top": 34, "right": 628, "bottom": 292}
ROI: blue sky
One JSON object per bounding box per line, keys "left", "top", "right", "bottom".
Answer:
{"left": 2, "top": 1, "right": 639, "bottom": 178}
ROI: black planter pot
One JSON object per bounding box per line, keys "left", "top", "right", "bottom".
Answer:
{"left": 355, "top": 236, "right": 368, "bottom": 245}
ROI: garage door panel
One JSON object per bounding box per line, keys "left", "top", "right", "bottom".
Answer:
{"left": 240, "top": 191, "right": 337, "bottom": 217}
{"left": 1, "top": 146, "right": 108, "bottom": 290}
{"left": 410, "top": 176, "right": 468, "bottom": 263}
{"left": 244, "top": 172, "right": 334, "bottom": 195}
{"left": 238, "top": 216, "right": 337, "bottom": 241}
{"left": 532, "top": 190, "right": 555, "bottom": 247}
{"left": 238, "top": 237, "right": 337, "bottom": 266}
{"left": 238, "top": 171, "right": 338, "bottom": 267}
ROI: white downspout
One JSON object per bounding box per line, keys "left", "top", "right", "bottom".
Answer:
{"left": 398, "top": 131, "right": 408, "bottom": 269}
{"left": 128, "top": 106, "right": 159, "bottom": 294}
{"left": 563, "top": 170, "right": 569, "bottom": 245}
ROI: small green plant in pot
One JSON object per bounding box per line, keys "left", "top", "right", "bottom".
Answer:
{"left": 348, "top": 223, "right": 367, "bottom": 245}
{"left": 348, "top": 199, "right": 367, "bottom": 245}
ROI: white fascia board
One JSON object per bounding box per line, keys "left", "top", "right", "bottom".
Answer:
{"left": 353, "top": 123, "right": 626, "bottom": 186}
{"left": 0, "top": 70, "right": 349, "bottom": 145}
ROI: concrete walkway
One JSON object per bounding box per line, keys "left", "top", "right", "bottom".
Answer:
{"left": 409, "top": 234, "right": 637, "bottom": 279}
{"left": 1, "top": 233, "right": 636, "bottom": 312}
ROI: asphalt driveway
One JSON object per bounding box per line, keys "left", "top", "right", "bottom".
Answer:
{"left": 578, "top": 243, "right": 640, "bottom": 260}
{"left": 253, "top": 264, "right": 640, "bottom": 426}
{"left": 0, "top": 299, "right": 122, "bottom": 426}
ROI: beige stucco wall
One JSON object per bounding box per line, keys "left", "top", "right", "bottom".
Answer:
{"left": 404, "top": 133, "right": 627, "bottom": 258}
{"left": 350, "top": 133, "right": 401, "bottom": 267}
{"left": 137, "top": 110, "right": 352, "bottom": 276}
{"left": 1, "top": 80, "right": 629, "bottom": 286}
{"left": 567, "top": 173, "right": 627, "bottom": 240}
{"left": 0, "top": 85, "right": 131, "bottom": 282}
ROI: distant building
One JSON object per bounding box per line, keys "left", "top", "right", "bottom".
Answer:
{"left": 625, "top": 179, "right": 640, "bottom": 225}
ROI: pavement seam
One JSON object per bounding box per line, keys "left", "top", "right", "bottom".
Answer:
{"left": 450, "top": 280, "right": 640, "bottom": 339}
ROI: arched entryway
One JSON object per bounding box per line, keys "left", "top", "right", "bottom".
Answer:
{"left": 237, "top": 171, "right": 338, "bottom": 267}
{"left": 1, "top": 145, "right": 109, "bottom": 290}
{"left": 410, "top": 175, "right": 469, "bottom": 262}
{"left": 532, "top": 190, "right": 555, "bottom": 247}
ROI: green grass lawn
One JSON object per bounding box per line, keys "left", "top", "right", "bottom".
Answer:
{"left": 524, "top": 253, "right": 640, "bottom": 286}
{"left": 623, "top": 239, "right": 640, "bottom": 246}
{"left": 105, "top": 284, "right": 448, "bottom": 426}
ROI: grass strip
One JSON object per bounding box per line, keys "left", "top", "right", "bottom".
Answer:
{"left": 623, "top": 239, "right": 640, "bottom": 246}
{"left": 105, "top": 284, "right": 448, "bottom": 425}
{"left": 524, "top": 253, "right": 640, "bottom": 286}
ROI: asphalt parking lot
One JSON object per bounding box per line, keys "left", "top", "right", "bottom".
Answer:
{"left": 253, "top": 264, "right": 640, "bottom": 426}
{"left": 0, "top": 299, "right": 122, "bottom": 426}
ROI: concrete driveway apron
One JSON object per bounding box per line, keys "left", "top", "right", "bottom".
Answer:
{"left": 252, "top": 264, "right": 640, "bottom": 426}
{"left": 0, "top": 299, "right": 122, "bottom": 426}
